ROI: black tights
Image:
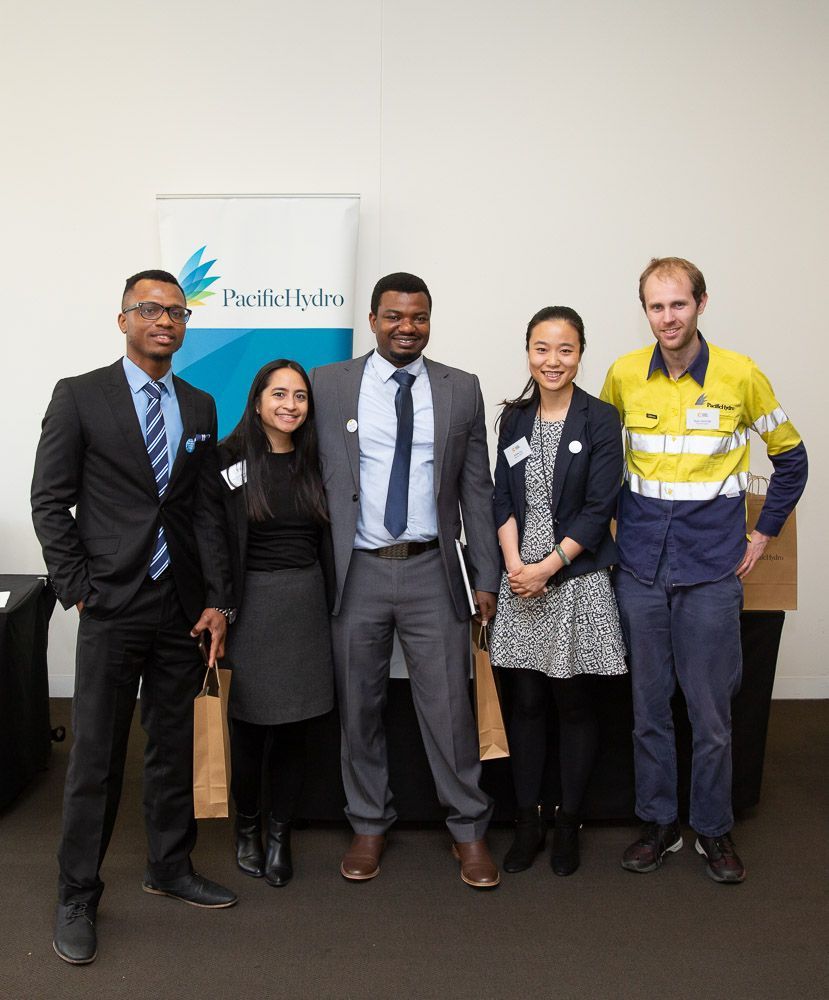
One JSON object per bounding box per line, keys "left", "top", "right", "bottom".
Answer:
{"left": 508, "top": 669, "right": 598, "bottom": 816}
{"left": 230, "top": 717, "right": 308, "bottom": 822}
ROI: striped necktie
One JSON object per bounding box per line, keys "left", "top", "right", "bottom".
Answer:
{"left": 142, "top": 380, "right": 171, "bottom": 579}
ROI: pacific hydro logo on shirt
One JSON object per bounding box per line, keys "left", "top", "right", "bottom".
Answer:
{"left": 695, "top": 393, "right": 736, "bottom": 412}
{"left": 178, "top": 246, "right": 345, "bottom": 313}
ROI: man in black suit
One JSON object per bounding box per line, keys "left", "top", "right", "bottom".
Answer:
{"left": 32, "top": 270, "right": 238, "bottom": 966}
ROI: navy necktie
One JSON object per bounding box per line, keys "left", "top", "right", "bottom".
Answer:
{"left": 142, "top": 380, "right": 171, "bottom": 579}
{"left": 384, "top": 369, "right": 416, "bottom": 539}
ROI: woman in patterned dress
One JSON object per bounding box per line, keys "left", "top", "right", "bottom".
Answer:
{"left": 490, "top": 307, "right": 626, "bottom": 875}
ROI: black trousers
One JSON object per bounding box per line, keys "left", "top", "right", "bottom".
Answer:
{"left": 58, "top": 575, "right": 203, "bottom": 906}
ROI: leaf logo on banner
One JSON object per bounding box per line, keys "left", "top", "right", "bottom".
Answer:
{"left": 179, "top": 247, "right": 221, "bottom": 307}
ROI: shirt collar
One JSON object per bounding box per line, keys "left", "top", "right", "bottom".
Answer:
{"left": 647, "top": 332, "right": 709, "bottom": 386}
{"left": 368, "top": 349, "right": 425, "bottom": 383}
{"left": 122, "top": 356, "right": 176, "bottom": 397}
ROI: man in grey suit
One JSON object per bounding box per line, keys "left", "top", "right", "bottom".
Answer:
{"left": 310, "top": 272, "right": 501, "bottom": 888}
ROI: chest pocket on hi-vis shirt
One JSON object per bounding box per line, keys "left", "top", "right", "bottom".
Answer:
{"left": 623, "top": 411, "right": 659, "bottom": 453}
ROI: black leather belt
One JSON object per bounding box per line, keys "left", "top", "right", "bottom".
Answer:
{"left": 362, "top": 539, "right": 440, "bottom": 560}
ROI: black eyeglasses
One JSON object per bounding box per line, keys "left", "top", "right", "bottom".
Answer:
{"left": 123, "top": 301, "right": 193, "bottom": 324}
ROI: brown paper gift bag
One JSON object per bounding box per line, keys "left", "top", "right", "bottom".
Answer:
{"left": 472, "top": 626, "right": 510, "bottom": 760}
{"left": 742, "top": 475, "right": 798, "bottom": 611}
{"left": 193, "top": 665, "right": 233, "bottom": 819}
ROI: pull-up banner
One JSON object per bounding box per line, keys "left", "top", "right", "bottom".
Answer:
{"left": 157, "top": 194, "right": 359, "bottom": 436}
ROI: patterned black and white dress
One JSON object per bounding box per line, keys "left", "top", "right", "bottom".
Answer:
{"left": 490, "top": 418, "right": 627, "bottom": 678}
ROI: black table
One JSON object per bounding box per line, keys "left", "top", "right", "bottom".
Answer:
{"left": 10, "top": 589, "right": 781, "bottom": 822}
{"left": 0, "top": 575, "right": 55, "bottom": 810}
{"left": 296, "top": 611, "right": 785, "bottom": 822}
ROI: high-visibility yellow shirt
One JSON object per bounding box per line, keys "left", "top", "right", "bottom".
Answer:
{"left": 600, "top": 334, "right": 806, "bottom": 585}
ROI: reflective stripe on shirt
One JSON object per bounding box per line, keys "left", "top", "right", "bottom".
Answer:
{"left": 626, "top": 471, "right": 748, "bottom": 501}
{"left": 626, "top": 427, "right": 748, "bottom": 456}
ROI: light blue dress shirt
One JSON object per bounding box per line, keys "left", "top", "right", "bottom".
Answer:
{"left": 122, "top": 356, "right": 184, "bottom": 478}
{"left": 354, "top": 351, "right": 437, "bottom": 549}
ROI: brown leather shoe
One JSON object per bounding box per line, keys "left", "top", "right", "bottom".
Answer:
{"left": 452, "top": 838, "right": 500, "bottom": 888}
{"left": 340, "top": 834, "right": 385, "bottom": 881}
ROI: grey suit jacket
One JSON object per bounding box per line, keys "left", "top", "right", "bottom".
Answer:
{"left": 310, "top": 351, "right": 500, "bottom": 619}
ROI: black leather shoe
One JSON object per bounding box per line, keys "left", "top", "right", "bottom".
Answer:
{"left": 695, "top": 832, "right": 746, "bottom": 884}
{"left": 503, "top": 807, "right": 547, "bottom": 873}
{"left": 235, "top": 811, "right": 265, "bottom": 878}
{"left": 142, "top": 871, "right": 237, "bottom": 907}
{"left": 621, "top": 821, "right": 683, "bottom": 873}
{"left": 551, "top": 808, "right": 581, "bottom": 877}
{"left": 264, "top": 817, "right": 293, "bottom": 887}
{"left": 53, "top": 902, "right": 97, "bottom": 965}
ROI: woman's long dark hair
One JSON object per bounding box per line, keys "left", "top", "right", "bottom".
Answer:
{"left": 221, "top": 359, "right": 328, "bottom": 523}
{"left": 497, "top": 306, "right": 586, "bottom": 426}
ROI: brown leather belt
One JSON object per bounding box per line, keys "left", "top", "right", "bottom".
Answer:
{"left": 362, "top": 539, "right": 440, "bottom": 560}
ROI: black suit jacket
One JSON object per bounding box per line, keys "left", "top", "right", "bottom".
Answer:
{"left": 493, "top": 383, "right": 623, "bottom": 584}
{"left": 31, "top": 359, "right": 232, "bottom": 623}
{"left": 216, "top": 444, "right": 336, "bottom": 612}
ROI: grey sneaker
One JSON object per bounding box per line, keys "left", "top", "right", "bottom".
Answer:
{"left": 695, "top": 832, "right": 746, "bottom": 883}
{"left": 621, "top": 821, "right": 683, "bottom": 873}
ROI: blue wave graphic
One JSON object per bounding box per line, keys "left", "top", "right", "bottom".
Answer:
{"left": 173, "top": 327, "right": 352, "bottom": 437}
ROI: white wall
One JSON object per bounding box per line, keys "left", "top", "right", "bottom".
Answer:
{"left": 3, "top": 0, "right": 826, "bottom": 697}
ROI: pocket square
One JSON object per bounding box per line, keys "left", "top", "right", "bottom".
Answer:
{"left": 184, "top": 433, "right": 212, "bottom": 453}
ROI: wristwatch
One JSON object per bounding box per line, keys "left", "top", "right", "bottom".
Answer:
{"left": 212, "top": 607, "right": 238, "bottom": 625}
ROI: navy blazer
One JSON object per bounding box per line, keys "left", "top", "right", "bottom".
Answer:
{"left": 493, "top": 383, "right": 623, "bottom": 584}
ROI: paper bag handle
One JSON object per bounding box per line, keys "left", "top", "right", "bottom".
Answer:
{"left": 200, "top": 664, "right": 224, "bottom": 698}
{"left": 746, "top": 473, "right": 770, "bottom": 497}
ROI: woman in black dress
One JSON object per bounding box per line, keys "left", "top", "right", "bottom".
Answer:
{"left": 219, "top": 359, "right": 334, "bottom": 886}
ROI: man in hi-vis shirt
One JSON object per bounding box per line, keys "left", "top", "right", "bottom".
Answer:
{"left": 601, "top": 257, "right": 807, "bottom": 884}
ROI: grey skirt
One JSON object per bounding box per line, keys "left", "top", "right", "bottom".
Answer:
{"left": 225, "top": 563, "right": 334, "bottom": 725}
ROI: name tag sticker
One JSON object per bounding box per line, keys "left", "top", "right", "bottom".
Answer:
{"left": 221, "top": 460, "right": 247, "bottom": 490}
{"left": 686, "top": 408, "right": 720, "bottom": 430}
{"left": 505, "top": 436, "right": 532, "bottom": 467}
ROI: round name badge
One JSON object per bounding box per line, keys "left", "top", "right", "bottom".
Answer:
{"left": 346, "top": 419, "right": 358, "bottom": 433}
{"left": 185, "top": 438, "right": 196, "bottom": 453}
{"left": 568, "top": 440, "right": 583, "bottom": 454}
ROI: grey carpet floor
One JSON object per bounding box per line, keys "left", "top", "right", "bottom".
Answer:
{"left": 1, "top": 699, "right": 826, "bottom": 999}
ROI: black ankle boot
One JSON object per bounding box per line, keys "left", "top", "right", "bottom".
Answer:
{"left": 503, "top": 807, "right": 547, "bottom": 873}
{"left": 265, "top": 817, "right": 293, "bottom": 887}
{"left": 235, "top": 811, "right": 265, "bottom": 878}
{"left": 551, "top": 808, "right": 581, "bottom": 877}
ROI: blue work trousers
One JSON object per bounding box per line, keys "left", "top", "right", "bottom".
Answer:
{"left": 614, "top": 551, "right": 743, "bottom": 837}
